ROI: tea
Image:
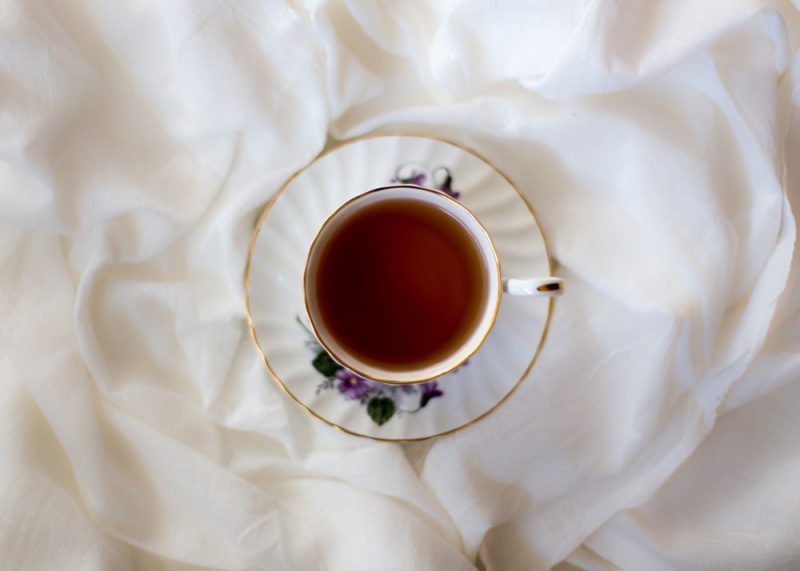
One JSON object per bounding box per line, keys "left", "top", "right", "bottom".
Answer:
{"left": 312, "top": 197, "right": 489, "bottom": 372}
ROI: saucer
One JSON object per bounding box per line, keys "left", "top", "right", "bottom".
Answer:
{"left": 245, "top": 135, "right": 556, "bottom": 441}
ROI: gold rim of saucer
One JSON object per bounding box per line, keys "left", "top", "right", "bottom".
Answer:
{"left": 302, "top": 183, "right": 503, "bottom": 385}
{"left": 244, "top": 133, "right": 557, "bottom": 442}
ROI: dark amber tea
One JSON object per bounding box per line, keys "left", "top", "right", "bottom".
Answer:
{"left": 312, "top": 197, "right": 489, "bottom": 372}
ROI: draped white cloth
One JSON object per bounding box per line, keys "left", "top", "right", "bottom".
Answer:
{"left": 1, "top": 1, "right": 799, "bottom": 569}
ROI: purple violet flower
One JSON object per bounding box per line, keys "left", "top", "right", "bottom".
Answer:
{"left": 406, "top": 171, "right": 428, "bottom": 186}
{"left": 420, "top": 381, "right": 444, "bottom": 404}
{"left": 392, "top": 170, "right": 427, "bottom": 186}
{"left": 336, "top": 369, "right": 373, "bottom": 400}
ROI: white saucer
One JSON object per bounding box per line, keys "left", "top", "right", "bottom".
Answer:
{"left": 245, "top": 135, "right": 556, "bottom": 441}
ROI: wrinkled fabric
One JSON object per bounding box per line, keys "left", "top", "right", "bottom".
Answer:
{"left": 1, "top": 1, "right": 799, "bottom": 570}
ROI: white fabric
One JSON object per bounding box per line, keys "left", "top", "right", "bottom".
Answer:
{"left": 1, "top": 1, "right": 799, "bottom": 569}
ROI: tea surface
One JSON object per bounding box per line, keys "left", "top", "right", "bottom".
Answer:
{"left": 314, "top": 197, "right": 489, "bottom": 372}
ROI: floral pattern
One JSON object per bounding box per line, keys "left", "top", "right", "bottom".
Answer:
{"left": 302, "top": 163, "right": 464, "bottom": 426}
{"left": 392, "top": 165, "right": 461, "bottom": 199}
{"left": 299, "top": 318, "right": 446, "bottom": 426}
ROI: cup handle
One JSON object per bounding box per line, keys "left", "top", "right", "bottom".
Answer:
{"left": 503, "top": 277, "right": 565, "bottom": 297}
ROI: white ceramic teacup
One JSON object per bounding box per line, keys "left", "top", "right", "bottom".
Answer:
{"left": 304, "top": 185, "right": 564, "bottom": 384}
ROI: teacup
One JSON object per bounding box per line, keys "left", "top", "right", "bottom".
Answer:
{"left": 304, "top": 185, "right": 563, "bottom": 384}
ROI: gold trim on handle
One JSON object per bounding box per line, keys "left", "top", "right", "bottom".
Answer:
{"left": 243, "top": 133, "right": 559, "bottom": 442}
{"left": 537, "top": 282, "right": 565, "bottom": 293}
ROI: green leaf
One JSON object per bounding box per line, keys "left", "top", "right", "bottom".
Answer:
{"left": 312, "top": 350, "right": 341, "bottom": 377}
{"left": 367, "top": 397, "right": 395, "bottom": 426}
